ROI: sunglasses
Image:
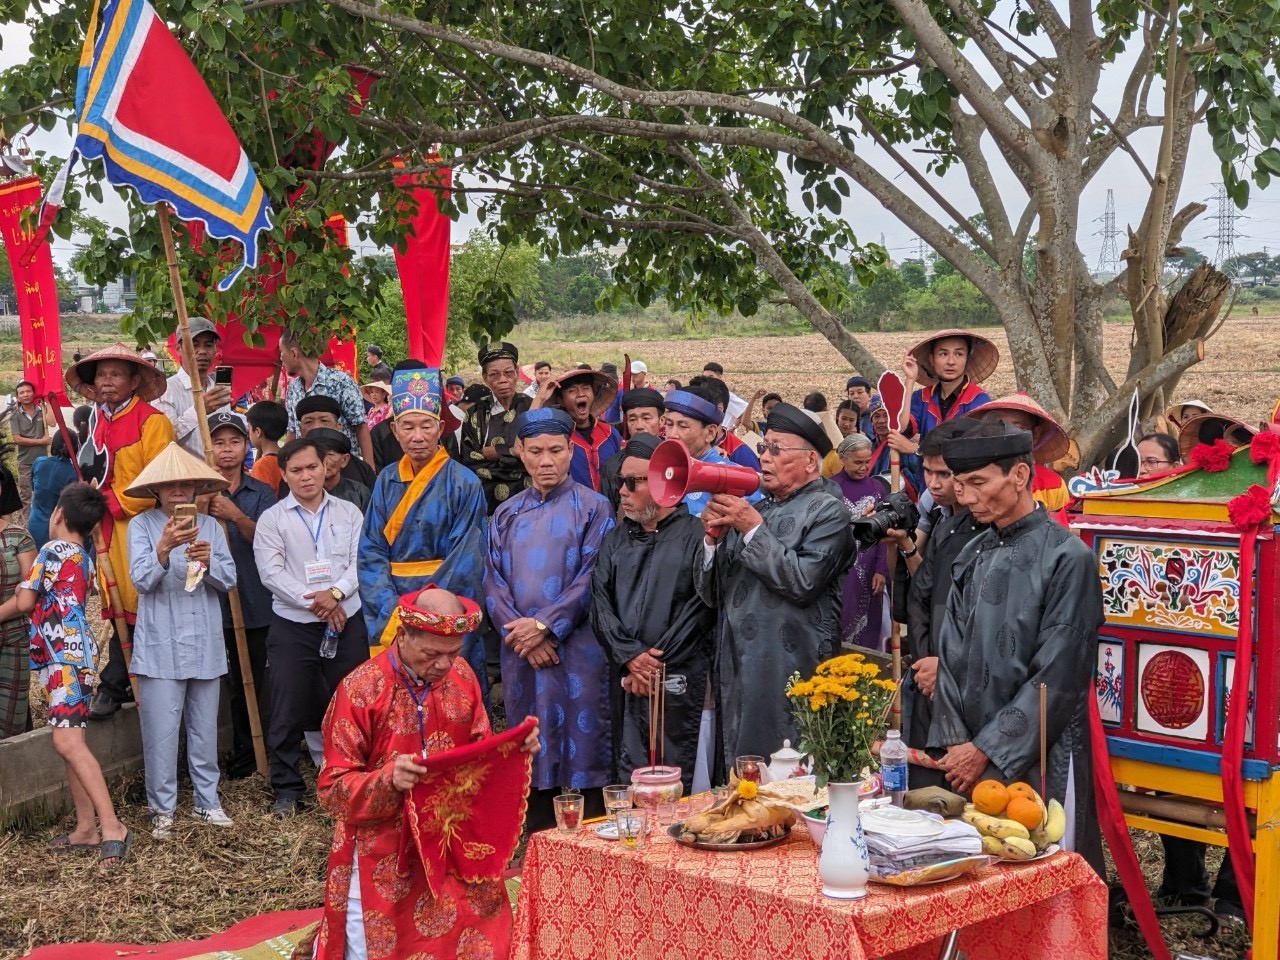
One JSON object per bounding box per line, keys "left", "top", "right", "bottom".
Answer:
{"left": 756, "top": 441, "right": 811, "bottom": 456}
{"left": 616, "top": 474, "right": 648, "bottom": 491}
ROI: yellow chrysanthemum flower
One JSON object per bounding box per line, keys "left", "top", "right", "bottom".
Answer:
{"left": 737, "top": 779, "right": 758, "bottom": 800}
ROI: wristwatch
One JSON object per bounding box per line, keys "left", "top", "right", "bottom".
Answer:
{"left": 899, "top": 542, "right": 918, "bottom": 559}
{"left": 328, "top": 586, "right": 345, "bottom": 602}
{"left": 534, "top": 619, "right": 548, "bottom": 633}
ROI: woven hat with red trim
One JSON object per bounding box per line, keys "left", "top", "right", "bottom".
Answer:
{"left": 908, "top": 329, "right": 1000, "bottom": 385}
{"left": 1177, "top": 413, "right": 1257, "bottom": 460}
{"left": 970, "top": 392, "right": 1071, "bottom": 464}
{"left": 550, "top": 368, "right": 618, "bottom": 418}
{"left": 65, "top": 342, "right": 168, "bottom": 403}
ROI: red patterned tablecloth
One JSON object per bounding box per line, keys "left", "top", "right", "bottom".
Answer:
{"left": 512, "top": 819, "right": 1107, "bottom": 960}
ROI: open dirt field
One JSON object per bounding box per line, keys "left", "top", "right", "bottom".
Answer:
{"left": 522, "top": 314, "right": 1280, "bottom": 426}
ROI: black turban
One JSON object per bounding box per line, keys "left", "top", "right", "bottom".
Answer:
{"left": 295, "top": 394, "right": 342, "bottom": 419}
{"left": 942, "top": 422, "right": 1033, "bottom": 474}
{"left": 620, "top": 387, "right": 665, "bottom": 413}
{"left": 621, "top": 433, "right": 662, "bottom": 461}
{"left": 765, "top": 402, "right": 832, "bottom": 457}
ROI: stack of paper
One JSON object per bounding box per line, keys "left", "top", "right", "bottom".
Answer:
{"left": 864, "top": 815, "right": 983, "bottom": 872}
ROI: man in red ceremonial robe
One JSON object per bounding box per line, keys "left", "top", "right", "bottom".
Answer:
{"left": 314, "top": 586, "right": 540, "bottom": 960}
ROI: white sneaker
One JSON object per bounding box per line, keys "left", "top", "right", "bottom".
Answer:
{"left": 192, "top": 806, "right": 234, "bottom": 828}
{"left": 151, "top": 813, "right": 175, "bottom": 840}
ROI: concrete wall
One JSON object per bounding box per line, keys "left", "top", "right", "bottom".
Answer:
{"left": 0, "top": 693, "right": 233, "bottom": 828}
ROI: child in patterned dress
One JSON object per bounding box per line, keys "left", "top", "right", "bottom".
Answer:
{"left": 12, "top": 483, "right": 131, "bottom": 863}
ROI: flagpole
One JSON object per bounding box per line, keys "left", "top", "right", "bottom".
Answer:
{"left": 887, "top": 374, "right": 914, "bottom": 733}
{"left": 155, "top": 201, "right": 267, "bottom": 778}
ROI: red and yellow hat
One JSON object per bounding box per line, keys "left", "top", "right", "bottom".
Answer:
{"left": 396, "top": 586, "right": 483, "bottom": 636}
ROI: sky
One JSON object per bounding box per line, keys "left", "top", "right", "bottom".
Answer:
{"left": 2, "top": 15, "right": 1277, "bottom": 274}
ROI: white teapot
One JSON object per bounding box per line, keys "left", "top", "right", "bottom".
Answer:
{"left": 767, "top": 739, "right": 810, "bottom": 782}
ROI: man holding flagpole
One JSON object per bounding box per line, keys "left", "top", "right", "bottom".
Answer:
{"left": 64, "top": 345, "right": 174, "bottom": 719}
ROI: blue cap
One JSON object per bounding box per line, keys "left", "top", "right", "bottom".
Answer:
{"left": 515, "top": 407, "right": 574, "bottom": 438}
{"left": 390, "top": 367, "right": 443, "bottom": 421}
{"left": 664, "top": 389, "right": 720, "bottom": 425}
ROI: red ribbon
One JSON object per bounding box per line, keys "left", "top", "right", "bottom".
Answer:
{"left": 1088, "top": 696, "right": 1172, "bottom": 960}
{"left": 1221, "top": 523, "right": 1258, "bottom": 927}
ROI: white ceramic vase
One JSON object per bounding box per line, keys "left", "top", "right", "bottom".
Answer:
{"left": 818, "top": 780, "right": 870, "bottom": 899}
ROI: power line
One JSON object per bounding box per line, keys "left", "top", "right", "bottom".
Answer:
{"left": 1094, "top": 189, "right": 1121, "bottom": 275}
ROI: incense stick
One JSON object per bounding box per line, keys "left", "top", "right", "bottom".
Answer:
{"left": 649, "top": 670, "right": 656, "bottom": 769}
{"left": 1039, "top": 683, "right": 1047, "bottom": 800}
{"left": 659, "top": 663, "right": 667, "bottom": 767}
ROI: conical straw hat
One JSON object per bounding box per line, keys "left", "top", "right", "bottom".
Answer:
{"left": 1177, "top": 414, "right": 1256, "bottom": 461}
{"left": 124, "top": 442, "right": 230, "bottom": 499}
{"left": 971, "top": 392, "right": 1071, "bottom": 464}
{"left": 65, "top": 342, "right": 168, "bottom": 403}
{"left": 908, "top": 329, "right": 1000, "bottom": 386}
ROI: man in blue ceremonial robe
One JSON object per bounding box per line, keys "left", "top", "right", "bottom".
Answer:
{"left": 483, "top": 407, "right": 616, "bottom": 830}
{"left": 357, "top": 362, "right": 489, "bottom": 678}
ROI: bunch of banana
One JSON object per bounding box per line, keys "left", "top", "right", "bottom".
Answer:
{"left": 962, "top": 799, "right": 1066, "bottom": 860}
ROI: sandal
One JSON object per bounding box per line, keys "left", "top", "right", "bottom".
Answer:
{"left": 98, "top": 827, "right": 133, "bottom": 866}
{"left": 48, "top": 833, "right": 100, "bottom": 854}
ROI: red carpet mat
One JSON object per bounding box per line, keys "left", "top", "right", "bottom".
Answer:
{"left": 21, "top": 908, "right": 321, "bottom": 960}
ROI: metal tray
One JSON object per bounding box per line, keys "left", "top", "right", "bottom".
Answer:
{"left": 667, "top": 821, "right": 791, "bottom": 852}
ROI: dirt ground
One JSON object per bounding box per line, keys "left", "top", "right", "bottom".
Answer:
{"left": 522, "top": 313, "right": 1280, "bottom": 427}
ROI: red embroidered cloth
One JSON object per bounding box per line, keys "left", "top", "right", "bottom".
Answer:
{"left": 406, "top": 716, "right": 535, "bottom": 894}
{"left": 512, "top": 819, "right": 1106, "bottom": 960}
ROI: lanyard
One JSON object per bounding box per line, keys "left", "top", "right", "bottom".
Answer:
{"left": 389, "top": 647, "right": 432, "bottom": 757}
{"left": 292, "top": 502, "right": 329, "bottom": 559}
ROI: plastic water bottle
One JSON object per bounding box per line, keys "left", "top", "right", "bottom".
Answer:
{"left": 319, "top": 624, "right": 340, "bottom": 660}
{"left": 880, "top": 730, "right": 909, "bottom": 806}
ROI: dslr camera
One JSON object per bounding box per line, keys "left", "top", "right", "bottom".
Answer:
{"left": 849, "top": 490, "right": 920, "bottom": 549}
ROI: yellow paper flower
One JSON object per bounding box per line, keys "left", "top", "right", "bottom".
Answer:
{"left": 736, "top": 779, "right": 758, "bottom": 800}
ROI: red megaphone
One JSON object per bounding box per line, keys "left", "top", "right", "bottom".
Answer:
{"left": 648, "top": 439, "right": 761, "bottom": 507}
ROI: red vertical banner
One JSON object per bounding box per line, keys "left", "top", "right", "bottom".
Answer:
{"left": 393, "top": 161, "right": 451, "bottom": 366}
{"left": 0, "top": 176, "right": 67, "bottom": 403}
{"left": 321, "top": 212, "right": 358, "bottom": 376}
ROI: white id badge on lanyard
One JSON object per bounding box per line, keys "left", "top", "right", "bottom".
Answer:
{"left": 304, "top": 559, "right": 333, "bottom": 584}
{"left": 296, "top": 503, "right": 332, "bottom": 585}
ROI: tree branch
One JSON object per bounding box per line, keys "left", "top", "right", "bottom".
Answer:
{"left": 888, "top": 0, "right": 1049, "bottom": 172}
{"left": 671, "top": 144, "right": 887, "bottom": 379}
{"left": 1022, "top": 0, "right": 1071, "bottom": 47}
{"left": 856, "top": 107, "right": 1001, "bottom": 261}
{"left": 938, "top": 0, "right": 1050, "bottom": 122}
{"left": 1075, "top": 339, "right": 1204, "bottom": 459}
{"left": 946, "top": 105, "right": 1018, "bottom": 265}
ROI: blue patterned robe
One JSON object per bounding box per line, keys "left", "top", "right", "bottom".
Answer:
{"left": 483, "top": 479, "right": 615, "bottom": 789}
{"left": 357, "top": 450, "right": 489, "bottom": 676}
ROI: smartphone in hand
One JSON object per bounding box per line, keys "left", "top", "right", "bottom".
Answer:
{"left": 174, "top": 502, "right": 198, "bottom": 534}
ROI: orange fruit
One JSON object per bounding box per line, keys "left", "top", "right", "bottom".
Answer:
{"left": 1006, "top": 796, "right": 1046, "bottom": 830}
{"left": 1007, "top": 782, "right": 1041, "bottom": 805}
{"left": 972, "top": 780, "right": 1010, "bottom": 816}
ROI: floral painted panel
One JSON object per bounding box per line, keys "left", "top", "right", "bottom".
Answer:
{"left": 1097, "top": 538, "right": 1240, "bottom": 637}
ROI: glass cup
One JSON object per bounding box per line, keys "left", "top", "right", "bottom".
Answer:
{"left": 554, "top": 794, "right": 584, "bottom": 832}
{"left": 656, "top": 799, "right": 679, "bottom": 824}
{"left": 616, "top": 809, "right": 649, "bottom": 850}
{"left": 736, "top": 755, "right": 767, "bottom": 783}
{"left": 686, "top": 792, "right": 714, "bottom": 815}
{"left": 560, "top": 786, "right": 582, "bottom": 796}
{"left": 603, "top": 784, "right": 633, "bottom": 815}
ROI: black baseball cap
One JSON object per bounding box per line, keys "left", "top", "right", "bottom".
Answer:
{"left": 207, "top": 410, "right": 249, "bottom": 438}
